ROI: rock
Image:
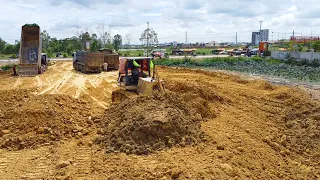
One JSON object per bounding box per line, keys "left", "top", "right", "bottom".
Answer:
{"left": 88, "top": 116, "right": 92, "bottom": 121}
{"left": 37, "top": 127, "right": 45, "bottom": 134}
{"left": 270, "top": 142, "right": 281, "bottom": 151}
{"left": 82, "top": 129, "right": 89, "bottom": 136}
{"left": 280, "top": 149, "right": 291, "bottom": 156}
{"left": 2, "top": 129, "right": 10, "bottom": 135}
{"left": 280, "top": 135, "right": 287, "bottom": 142}
{"left": 77, "top": 132, "right": 82, "bottom": 137}
{"left": 217, "top": 145, "right": 225, "bottom": 150}
{"left": 43, "top": 127, "right": 50, "bottom": 134}
{"left": 237, "top": 147, "right": 245, "bottom": 153}
{"left": 56, "top": 160, "right": 70, "bottom": 169}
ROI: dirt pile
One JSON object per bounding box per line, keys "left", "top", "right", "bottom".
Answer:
{"left": 97, "top": 92, "right": 205, "bottom": 155}
{"left": 0, "top": 89, "right": 93, "bottom": 150}
{"left": 165, "top": 80, "right": 226, "bottom": 119}
{"left": 268, "top": 87, "right": 320, "bottom": 164}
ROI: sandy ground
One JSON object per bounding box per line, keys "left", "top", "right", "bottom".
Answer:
{"left": 0, "top": 61, "right": 319, "bottom": 179}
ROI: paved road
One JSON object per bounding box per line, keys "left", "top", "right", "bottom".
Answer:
{"left": 169, "top": 55, "right": 229, "bottom": 59}
{"left": 0, "top": 55, "right": 229, "bottom": 64}
{"left": 0, "top": 58, "right": 73, "bottom": 64}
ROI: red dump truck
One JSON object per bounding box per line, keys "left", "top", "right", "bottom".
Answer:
{"left": 73, "top": 51, "right": 104, "bottom": 73}
{"left": 18, "top": 24, "right": 49, "bottom": 76}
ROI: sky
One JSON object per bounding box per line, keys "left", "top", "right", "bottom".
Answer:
{"left": 0, "top": 0, "right": 320, "bottom": 44}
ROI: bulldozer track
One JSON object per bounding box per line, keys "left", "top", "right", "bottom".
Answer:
{"left": 70, "top": 146, "right": 94, "bottom": 179}
{"left": 0, "top": 150, "right": 53, "bottom": 180}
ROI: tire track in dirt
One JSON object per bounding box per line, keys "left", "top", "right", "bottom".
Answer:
{"left": 35, "top": 76, "right": 42, "bottom": 88}
{"left": 13, "top": 77, "right": 21, "bottom": 89}
{"left": 38, "top": 73, "right": 73, "bottom": 95}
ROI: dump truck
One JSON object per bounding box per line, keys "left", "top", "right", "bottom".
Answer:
{"left": 18, "top": 24, "right": 49, "bottom": 76}
{"left": 99, "top": 49, "right": 120, "bottom": 71}
{"left": 73, "top": 51, "right": 104, "bottom": 73}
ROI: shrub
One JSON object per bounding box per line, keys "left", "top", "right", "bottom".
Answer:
{"left": 202, "top": 52, "right": 206, "bottom": 55}
{"left": 10, "top": 54, "right": 17, "bottom": 59}
{"left": 138, "top": 53, "right": 142, "bottom": 56}
{"left": 1, "top": 64, "right": 16, "bottom": 71}
{"left": 63, "top": 53, "right": 67, "bottom": 58}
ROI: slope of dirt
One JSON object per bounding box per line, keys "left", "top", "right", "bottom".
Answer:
{"left": 0, "top": 89, "right": 93, "bottom": 150}
{"left": 97, "top": 92, "right": 205, "bottom": 155}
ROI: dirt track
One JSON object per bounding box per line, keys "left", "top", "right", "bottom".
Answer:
{"left": 0, "top": 61, "right": 319, "bottom": 179}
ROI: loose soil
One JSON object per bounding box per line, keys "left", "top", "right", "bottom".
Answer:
{"left": 97, "top": 92, "right": 205, "bottom": 155}
{"left": 0, "top": 89, "right": 93, "bottom": 150}
{"left": 0, "top": 62, "right": 319, "bottom": 179}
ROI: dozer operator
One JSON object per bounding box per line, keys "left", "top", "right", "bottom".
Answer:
{"left": 112, "top": 57, "right": 164, "bottom": 102}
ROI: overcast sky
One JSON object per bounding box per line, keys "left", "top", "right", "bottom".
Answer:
{"left": 1, "top": 0, "right": 320, "bottom": 44}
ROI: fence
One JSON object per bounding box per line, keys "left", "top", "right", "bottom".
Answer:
{"left": 271, "top": 51, "right": 320, "bottom": 64}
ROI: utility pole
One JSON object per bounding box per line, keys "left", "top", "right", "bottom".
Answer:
{"left": 236, "top": 32, "right": 237, "bottom": 46}
{"left": 285, "top": 32, "right": 286, "bottom": 40}
{"left": 293, "top": 30, "right": 295, "bottom": 38}
{"left": 185, "top": 31, "right": 188, "bottom": 44}
{"left": 146, "top": 22, "right": 149, "bottom": 57}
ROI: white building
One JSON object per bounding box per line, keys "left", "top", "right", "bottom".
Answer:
{"left": 252, "top": 29, "right": 269, "bottom": 45}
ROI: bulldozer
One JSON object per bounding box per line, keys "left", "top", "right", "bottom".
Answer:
{"left": 111, "top": 57, "right": 164, "bottom": 103}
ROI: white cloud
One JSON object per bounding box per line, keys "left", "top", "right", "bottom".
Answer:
{"left": 1, "top": 0, "right": 320, "bottom": 44}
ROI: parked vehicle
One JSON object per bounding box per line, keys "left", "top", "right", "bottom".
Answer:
{"left": 18, "top": 24, "right": 49, "bottom": 76}
{"left": 73, "top": 51, "right": 104, "bottom": 73}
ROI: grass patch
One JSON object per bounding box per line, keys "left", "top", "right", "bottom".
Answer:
{"left": 155, "top": 57, "right": 320, "bottom": 82}
{"left": 1, "top": 64, "right": 16, "bottom": 71}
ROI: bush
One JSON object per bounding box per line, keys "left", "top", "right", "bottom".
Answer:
{"left": 138, "top": 53, "right": 142, "bottom": 56}
{"left": 124, "top": 53, "right": 128, "bottom": 57}
{"left": 202, "top": 52, "right": 206, "bottom": 55}
{"left": 63, "top": 53, "right": 67, "bottom": 58}
{"left": 1, "top": 64, "right": 16, "bottom": 71}
{"left": 10, "top": 54, "right": 17, "bottom": 59}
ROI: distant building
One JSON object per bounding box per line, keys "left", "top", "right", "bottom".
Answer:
{"left": 251, "top": 29, "right": 269, "bottom": 45}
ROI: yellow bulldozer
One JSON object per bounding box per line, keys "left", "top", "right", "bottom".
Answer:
{"left": 111, "top": 57, "right": 164, "bottom": 102}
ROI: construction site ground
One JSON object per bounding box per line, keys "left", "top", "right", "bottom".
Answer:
{"left": 0, "top": 61, "right": 319, "bottom": 179}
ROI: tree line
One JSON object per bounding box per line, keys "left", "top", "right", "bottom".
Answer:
{"left": 0, "top": 26, "right": 160, "bottom": 58}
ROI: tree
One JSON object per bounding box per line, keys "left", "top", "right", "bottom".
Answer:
{"left": 125, "top": 33, "right": 132, "bottom": 47}
{"left": 312, "top": 41, "right": 320, "bottom": 52}
{"left": 0, "top": 38, "right": 7, "bottom": 54}
{"left": 79, "top": 31, "right": 91, "bottom": 49}
{"left": 113, "top": 34, "right": 122, "bottom": 51}
{"left": 140, "top": 27, "right": 158, "bottom": 55}
{"left": 41, "top": 30, "right": 51, "bottom": 50}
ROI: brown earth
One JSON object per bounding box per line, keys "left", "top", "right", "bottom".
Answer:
{"left": 0, "top": 89, "right": 93, "bottom": 150}
{"left": 97, "top": 92, "right": 205, "bottom": 155}
{"left": 0, "top": 62, "right": 319, "bottom": 179}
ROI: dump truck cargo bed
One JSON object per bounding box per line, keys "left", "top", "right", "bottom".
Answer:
{"left": 18, "top": 24, "right": 45, "bottom": 76}
{"left": 74, "top": 52, "right": 104, "bottom": 73}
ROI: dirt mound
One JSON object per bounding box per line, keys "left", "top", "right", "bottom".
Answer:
{"left": 97, "top": 92, "right": 205, "bottom": 155}
{"left": 0, "top": 89, "right": 93, "bottom": 150}
{"left": 267, "top": 87, "right": 320, "bottom": 164}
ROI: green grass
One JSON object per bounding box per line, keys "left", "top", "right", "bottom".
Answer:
{"left": 155, "top": 57, "right": 320, "bottom": 82}
{"left": 118, "top": 50, "right": 145, "bottom": 57}
{"left": 1, "top": 64, "right": 16, "bottom": 71}
{"left": 195, "top": 48, "right": 213, "bottom": 55}
{"left": 0, "top": 54, "right": 14, "bottom": 60}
